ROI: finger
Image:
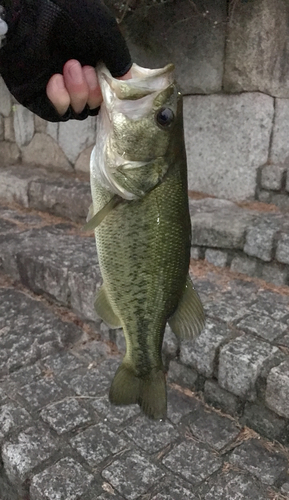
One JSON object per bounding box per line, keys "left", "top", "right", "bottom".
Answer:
{"left": 46, "top": 74, "right": 71, "bottom": 116}
{"left": 63, "top": 59, "right": 89, "bottom": 114}
{"left": 83, "top": 66, "right": 102, "bottom": 110}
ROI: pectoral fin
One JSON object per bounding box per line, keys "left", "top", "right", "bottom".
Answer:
{"left": 94, "top": 285, "right": 121, "bottom": 329}
{"left": 168, "top": 275, "right": 205, "bottom": 339}
{"left": 83, "top": 195, "right": 122, "bottom": 231}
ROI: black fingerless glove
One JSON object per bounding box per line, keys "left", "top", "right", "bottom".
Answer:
{"left": 0, "top": 0, "right": 132, "bottom": 121}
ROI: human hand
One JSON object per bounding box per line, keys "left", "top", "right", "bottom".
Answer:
{"left": 0, "top": 0, "right": 132, "bottom": 121}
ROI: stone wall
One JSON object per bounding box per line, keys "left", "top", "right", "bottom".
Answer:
{"left": 1, "top": 0, "right": 289, "bottom": 203}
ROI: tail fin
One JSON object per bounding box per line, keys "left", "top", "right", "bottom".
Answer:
{"left": 109, "top": 363, "right": 167, "bottom": 420}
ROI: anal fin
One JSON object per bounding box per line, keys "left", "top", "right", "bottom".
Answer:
{"left": 94, "top": 285, "right": 121, "bottom": 329}
{"left": 168, "top": 275, "right": 205, "bottom": 339}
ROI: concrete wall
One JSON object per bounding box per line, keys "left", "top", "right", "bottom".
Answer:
{"left": 1, "top": 0, "right": 289, "bottom": 203}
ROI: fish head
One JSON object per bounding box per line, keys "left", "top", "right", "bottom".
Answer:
{"left": 93, "top": 63, "right": 184, "bottom": 199}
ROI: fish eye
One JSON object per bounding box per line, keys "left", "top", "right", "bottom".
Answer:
{"left": 155, "top": 107, "right": 175, "bottom": 128}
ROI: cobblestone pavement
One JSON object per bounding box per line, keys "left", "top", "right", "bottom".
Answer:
{"left": 1, "top": 201, "right": 289, "bottom": 499}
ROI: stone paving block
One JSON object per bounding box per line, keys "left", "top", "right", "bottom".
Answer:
{"left": 203, "top": 470, "right": 269, "bottom": 500}
{"left": 30, "top": 457, "right": 95, "bottom": 500}
{"left": 102, "top": 450, "right": 165, "bottom": 500}
{"left": 244, "top": 218, "right": 281, "bottom": 262}
{"left": 266, "top": 361, "right": 289, "bottom": 418}
{"left": 230, "top": 254, "right": 258, "bottom": 277}
{"left": 229, "top": 439, "right": 288, "bottom": 486}
{"left": 185, "top": 93, "right": 273, "bottom": 200}
{"left": 122, "top": 416, "right": 176, "bottom": 454}
{"left": 167, "top": 360, "right": 198, "bottom": 390}
{"left": 205, "top": 249, "right": 228, "bottom": 267}
{"left": 40, "top": 398, "right": 92, "bottom": 435}
{"left": 276, "top": 233, "right": 289, "bottom": 265}
{"left": 166, "top": 388, "right": 198, "bottom": 425}
{"left": 19, "top": 377, "right": 65, "bottom": 411}
{"left": 0, "top": 403, "right": 32, "bottom": 441}
{"left": 252, "top": 289, "right": 289, "bottom": 321}
{"left": 190, "top": 246, "right": 202, "bottom": 260}
{"left": 236, "top": 313, "right": 287, "bottom": 342}
{"left": 151, "top": 483, "right": 197, "bottom": 500}
{"left": 70, "top": 422, "right": 127, "bottom": 467}
{"left": 2, "top": 425, "right": 58, "bottom": 483}
{"left": 66, "top": 359, "right": 120, "bottom": 398}
{"left": 188, "top": 403, "right": 240, "bottom": 452}
{"left": 261, "top": 164, "right": 287, "bottom": 191}
{"left": 218, "top": 336, "right": 280, "bottom": 400}
{"left": 180, "top": 319, "right": 232, "bottom": 378}
{"left": 163, "top": 440, "right": 222, "bottom": 484}
{"left": 204, "top": 380, "right": 243, "bottom": 416}
{"left": 242, "top": 402, "right": 288, "bottom": 443}
{"left": 204, "top": 299, "right": 248, "bottom": 324}
{"left": 260, "top": 263, "right": 289, "bottom": 287}
{"left": 42, "top": 352, "right": 87, "bottom": 377}
{"left": 90, "top": 394, "right": 140, "bottom": 427}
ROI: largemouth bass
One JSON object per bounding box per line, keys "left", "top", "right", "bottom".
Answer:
{"left": 86, "top": 63, "right": 205, "bottom": 419}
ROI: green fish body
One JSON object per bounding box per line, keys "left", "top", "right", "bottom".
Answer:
{"left": 88, "top": 63, "right": 205, "bottom": 419}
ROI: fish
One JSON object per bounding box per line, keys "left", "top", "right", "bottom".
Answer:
{"left": 86, "top": 62, "right": 205, "bottom": 419}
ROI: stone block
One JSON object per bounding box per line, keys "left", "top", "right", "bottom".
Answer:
{"left": 184, "top": 93, "right": 274, "bottom": 200}
{"left": 266, "top": 361, "right": 289, "bottom": 418}
{"left": 102, "top": 450, "right": 165, "bottom": 500}
{"left": 28, "top": 176, "right": 92, "bottom": 221}
{"left": 257, "top": 189, "right": 272, "bottom": 203}
{"left": 188, "top": 404, "right": 240, "bottom": 451}
{"left": 204, "top": 379, "right": 243, "bottom": 416}
{"left": 276, "top": 233, "right": 289, "bottom": 265}
{"left": 203, "top": 470, "right": 270, "bottom": 500}
{"left": 242, "top": 402, "right": 288, "bottom": 443}
{"left": 224, "top": 0, "right": 289, "bottom": 98}
{"left": 13, "top": 104, "right": 34, "bottom": 147}
{"left": 4, "top": 115, "right": 15, "bottom": 142}
{"left": 229, "top": 439, "right": 288, "bottom": 486}
{"left": 0, "top": 166, "right": 38, "bottom": 207}
{"left": 162, "top": 324, "right": 179, "bottom": 360}
{"left": 151, "top": 483, "right": 197, "bottom": 500}
{"left": 109, "top": 0, "right": 227, "bottom": 95}
{"left": 167, "top": 360, "right": 198, "bottom": 390}
{"left": 271, "top": 99, "right": 289, "bottom": 163}
{"left": 191, "top": 204, "right": 255, "bottom": 249}
{"left": 0, "top": 77, "right": 11, "bottom": 116}
{"left": 230, "top": 255, "right": 258, "bottom": 277}
{"left": 190, "top": 246, "right": 202, "bottom": 260}
{"left": 90, "top": 394, "right": 140, "bottom": 426}
{"left": 30, "top": 457, "right": 95, "bottom": 500}
{"left": 34, "top": 115, "right": 47, "bottom": 134}
{"left": 2, "top": 425, "right": 58, "bottom": 483}
{"left": 163, "top": 441, "right": 222, "bottom": 484}
{"left": 75, "top": 145, "right": 93, "bottom": 173}
{"left": 70, "top": 423, "right": 127, "bottom": 467}
{"left": 205, "top": 249, "right": 228, "bottom": 267}
{"left": 58, "top": 116, "right": 96, "bottom": 164}
{"left": 0, "top": 115, "right": 3, "bottom": 140}
{"left": 0, "top": 141, "right": 20, "bottom": 165}
{"left": 244, "top": 216, "right": 282, "bottom": 262}
{"left": 167, "top": 388, "right": 198, "bottom": 425}
{"left": 260, "top": 262, "right": 289, "bottom": 286}
{"left": 40, "top": 399, "right": 91, "bottom": 434}
{"left": 270, "top": 193, "right": 289, "bottom": 211}
{"left": 123, "top": 416, "right": 176, "bottom": 453}
{"left": 236, "top": 313, "right": 287, "bottom": 342}
{"left": 218, "top": 336, "right": 280, "bottom": 400}
{"left": 260, "top": 164, "right": 287, "bottom": 191}
{"left": 0, "top": 403, "right": 32, "bottom": 441}
{"left": 19, "top": 378, "right": 65, "bottom": 411}
{"left": 180, "top": 319, "right": 232, "bottom": 378}
{"left": 22, "top": 133, "right": 71, "bottom": 170}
